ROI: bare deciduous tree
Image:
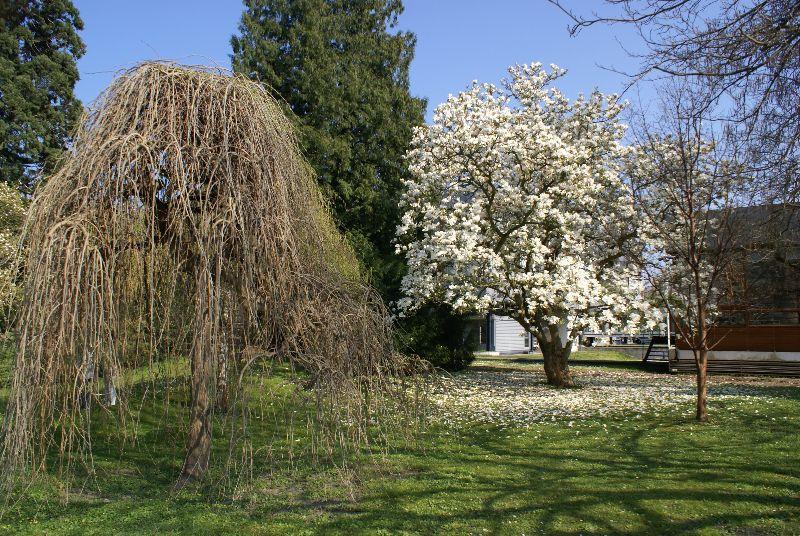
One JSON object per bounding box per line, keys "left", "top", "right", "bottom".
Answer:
{"left": 628, "top": 85, "right": 752, "bottom": 421}
{"left": 550, "top": 0, "right": 800, "bottom": 203}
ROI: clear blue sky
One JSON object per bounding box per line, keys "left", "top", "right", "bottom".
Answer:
{"left": 73, "top": 1, "right": 652, "bottom": 121}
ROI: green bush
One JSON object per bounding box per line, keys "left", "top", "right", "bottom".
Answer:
{"left": 397, "top": 304, "right": 476, "bottom": 371}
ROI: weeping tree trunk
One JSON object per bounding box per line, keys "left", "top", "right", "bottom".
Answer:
{"left": 537, "top": 322, "right": 575, "bottom": 388}
{"left": 178, "top": 342, "right": 212, "bottom": 487}
{"left": 103, "top": 361, "right": 118, "bottom": 406}
{"left": 177, "top": 270, "right": 215, "bottom": 487}
{"left": 216, "top": 338, "right": 229, "bottom": 413}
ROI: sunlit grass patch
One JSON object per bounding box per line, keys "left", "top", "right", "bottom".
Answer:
{"left": 1, "top": 353, "right": 799, "bottom": 535}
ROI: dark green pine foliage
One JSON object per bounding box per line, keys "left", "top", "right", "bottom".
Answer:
{"left": 232, "top": 0, "right": 475, "bottom": 368}
{"left": 231, "top": 0, "right": 424, "bottom": 300}
{"left": 0, "top": 0, "right": 85, "bottom": 189}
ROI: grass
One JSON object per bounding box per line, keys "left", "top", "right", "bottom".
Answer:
{"left": 475, "top": 349, "right": 641, "bottom": 365}
{"left": 568, "top": 349, "right": 642, "bottom": 362}
{"left": 1, "top": 349, "right": 799, "bottom": 535}
{"left": 472, "top": 349, "right": 660, "bottom": 383}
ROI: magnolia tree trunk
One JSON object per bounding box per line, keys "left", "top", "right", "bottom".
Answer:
{"left": 537, "top": 322, "right": 575, "bottom": 388}
{"left": 695, "top": 348, "right": 709, "bottom": 422}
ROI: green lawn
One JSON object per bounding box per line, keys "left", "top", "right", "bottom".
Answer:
{"left": 569, "top": 349, "right": 642, "bottom": 361}
{"left": 1, "top": 349, "right": 799, "bottom": 535}
{"left": 476, "top": 349, "right": 641, "bottom": 364}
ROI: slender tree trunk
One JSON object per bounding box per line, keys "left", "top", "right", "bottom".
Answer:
{"left": 177, "top": 341, "right": 213, "bottom": 487}
{"left": 177, "top": 269, "right": 214, "bottom": 488}
{"left": 216, "top": 339, "right": 229, "bottom": 413}
{"left": 696, "top": 348, "right": 709, "bottom": 422}
{"left": 694, "top": 304, "right": 709, "bottom": 423}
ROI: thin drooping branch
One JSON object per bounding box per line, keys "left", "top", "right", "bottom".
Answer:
{"left": 550, "top": 0, "right": 800, "bottom": 203}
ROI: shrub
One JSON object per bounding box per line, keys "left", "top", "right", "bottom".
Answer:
{"left": 398, "top": 304, "right": 476, "bottom": 371}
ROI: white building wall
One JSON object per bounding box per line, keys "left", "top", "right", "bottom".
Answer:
{"left": 487, "top": 314, "right": 580, "bottom": 354}
{"left": 493, "top": 315, "right": 530, "bottom": 354}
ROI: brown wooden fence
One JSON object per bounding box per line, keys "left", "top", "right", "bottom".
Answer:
{"left": 676, "top": 325, "right": 800, "bottom": 352}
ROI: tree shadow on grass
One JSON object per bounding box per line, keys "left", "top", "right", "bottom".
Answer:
{"left": 313, "top": 417, "right": 800, "bottom": 535}
{"left": 472, "top": 358, "right": 670, "bottom": 374}
{"left": 3, "top": 375, "right": 799, "bottom": 535}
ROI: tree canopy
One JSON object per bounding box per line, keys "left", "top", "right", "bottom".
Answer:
{"left": 397, "top": 63, "right": 658, "bottom": 386}
{"left": 231, "top": 0, "right": 426, "bottom": 297}
{"left": 551, "top": 0, "right": 800, "bottom": 203}
{"left": 0, "top": 0, "right": 85, "bottom": 188}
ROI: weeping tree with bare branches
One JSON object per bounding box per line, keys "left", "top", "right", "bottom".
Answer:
{"left": 0, "top": 62, "right": 421, "bottom": 490}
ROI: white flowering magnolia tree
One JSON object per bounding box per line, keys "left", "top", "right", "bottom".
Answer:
{"left": 396, "top": 63, "right": 658, "bottom": 387}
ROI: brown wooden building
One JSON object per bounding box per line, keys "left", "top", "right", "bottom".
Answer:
{"left": 672, "top": 204, "right": 800, "bottom": 375}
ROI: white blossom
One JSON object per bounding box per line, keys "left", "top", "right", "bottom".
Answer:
{"left": 397, "top": 63, "right": 659, "bottom": 346}
{"left": 427, "top": 365, "right": 787, "bottom": 428}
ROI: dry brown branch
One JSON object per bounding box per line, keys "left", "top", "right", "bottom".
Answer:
{"left": 0, "top": 62, "right": 425, "bottom": 494}
{"left": 550, "top": 0, "right": 800, "bottom": 203}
